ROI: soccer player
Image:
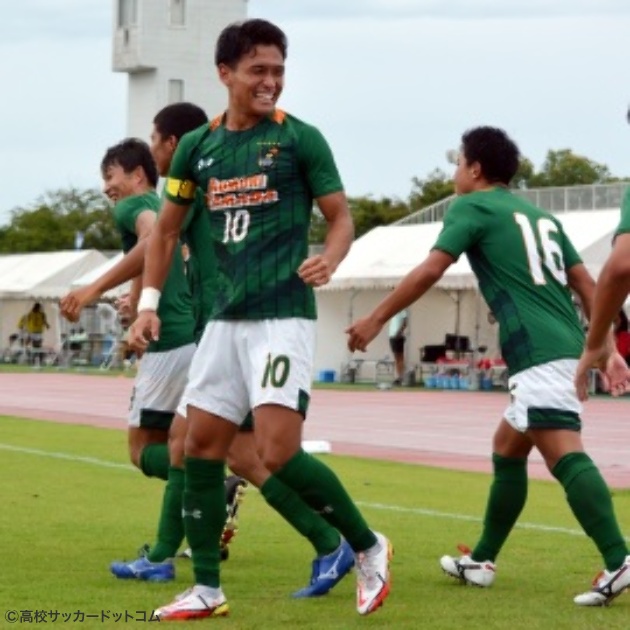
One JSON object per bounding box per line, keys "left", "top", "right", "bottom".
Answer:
{"left": 131, "top": 19, "right": 392, "bottom": 620}
{"left": 62, "top": 103, "right": 356, "bottom": 596}
{"left": 575, "top": 186, "right": 630, "bottom": 398}
{"left": 346, "top": 126, "right": 630, "bottom": 606}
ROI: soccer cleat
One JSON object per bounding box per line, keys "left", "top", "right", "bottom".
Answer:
{"left": 292, "top": 539, "right": 355, "bottom": 598}
{"left": 154, "top": 585, "right": 229, "bottom": 621}
{"left": 221, "top": 475, "right": 247, "bottom": 555}
{"left": 574, "top": 556, "right": 630, "bottom": 606}
{"left": 440, "top": 544, "right": 496, "bottom": 587}
{"left": 110, "top": 556, "right": 174, "bottom": 582}
{"left": 356, "top": 532, "right": 393, "bottom": 615}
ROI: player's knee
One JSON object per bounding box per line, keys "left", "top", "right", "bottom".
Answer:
{"left": 128, "top": 444, "right": 143, "bottom": 469}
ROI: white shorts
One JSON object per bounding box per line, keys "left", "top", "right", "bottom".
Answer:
{"left": 128, "top": 343, "right": 196, "bottom": 429}
{"left": 180, "top": 319, "right": 315, "bottom": 426}
{"left": 503, "top": 359, "right": 582, "bottom": 433}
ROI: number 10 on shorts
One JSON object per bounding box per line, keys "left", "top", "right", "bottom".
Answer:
{"left": 262, "top": 354, "right": 290, "bottom": 388}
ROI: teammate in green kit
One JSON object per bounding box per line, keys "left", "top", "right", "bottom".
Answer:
{"left": 347, "top": 126, "right": 630, "bottom": 607}
{"left": 131, "top": 19, "right": 392, "bottom": 621}
{"left": 61, "top": 102, "right": 357, "bottom": 595}
{"left": 576, "top": 185, "right": 630, "bottom": 394}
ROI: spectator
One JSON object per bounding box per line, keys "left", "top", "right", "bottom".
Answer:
{"left": 388, "top": 309, "right": 408, "bottom": 385}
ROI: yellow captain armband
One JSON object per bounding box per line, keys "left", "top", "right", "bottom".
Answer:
{"left": 165, "top": 178, "right": 196, "bottom": 201}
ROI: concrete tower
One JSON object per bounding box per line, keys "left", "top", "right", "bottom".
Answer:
{"left": 112, "top": 0, "right": 248, "bottom": 139}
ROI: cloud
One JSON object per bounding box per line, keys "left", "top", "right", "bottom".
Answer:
{"left": 250, "top": 0, "right": 630, "bottom": 20}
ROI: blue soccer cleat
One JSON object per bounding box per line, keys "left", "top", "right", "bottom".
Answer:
{"left": 292, "top": 539, "right": 355, "bottom": 598}
{"left": 110, "top": 556, "right": 175, "bottom": 582}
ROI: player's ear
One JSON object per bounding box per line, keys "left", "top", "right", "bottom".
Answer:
{"left": 217, "top": 63, "right": 231, "bottom": 87}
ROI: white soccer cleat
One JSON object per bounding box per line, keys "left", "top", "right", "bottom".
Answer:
{"left": 574, "top": 556, "right": 630, "bottom": 606}
{"left": 440, "top": 544, "right": 496, "bottom": 587}
{"left": 154, "top": 585, "right": 229, "bottom": 621}
{"left": 355, "top": 531, "right": 393, "bottom": 615}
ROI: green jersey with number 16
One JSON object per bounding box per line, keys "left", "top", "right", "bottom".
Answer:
{"left": 433, "top": 187, "right": 584, "bottom": 376}
{"left": 163, "top": 109, "right": 344, "bottom": 321}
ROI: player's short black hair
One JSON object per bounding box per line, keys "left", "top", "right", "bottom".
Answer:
{"left": 153, "top": 102, "right": 208, "bottom": 141}
{"left": 100, "top": 138, "right": 158, "bottom": 188}
{"left": 461, "top": 126, "right": 520, "bottom": 186}
{"left": 215, "top": 19, "right": 287, "bottom": 67}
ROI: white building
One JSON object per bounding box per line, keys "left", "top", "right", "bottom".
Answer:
{"left": 112, "top": 0, "right": 248, "bottom": 140}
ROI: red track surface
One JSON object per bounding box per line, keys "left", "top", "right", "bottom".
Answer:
{"left": 1, "top": 373, "right": 629, "bottom": 487}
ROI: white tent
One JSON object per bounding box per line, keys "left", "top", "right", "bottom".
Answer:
{"left": 71, "top": 252, "right": 129, "bottom": 300}
{"left": 0, "top": 250, "right": 107, "bottom": 351}
{"left": 313, "top": 209, "right": 621, "bottom": 377}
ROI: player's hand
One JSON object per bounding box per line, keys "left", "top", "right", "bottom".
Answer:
{"left": 601, "top": 351, "right": 630, "bottom": 398}
{"left": 298, "top": 255, "right": 334, "bottom": 287}
{"left": 346, "top": 316, "right": 383, "bottom": 352}
{"left": 128, "top": 310, "right": 161, "bottom": 352}
{"left": 59, "top": 286, "right": 100, "bottom": 322}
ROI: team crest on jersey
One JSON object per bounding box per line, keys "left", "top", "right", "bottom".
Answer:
{"left": 257, "top": 142, "right": 280, "bottom": 170}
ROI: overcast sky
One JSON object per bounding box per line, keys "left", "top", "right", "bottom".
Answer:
{"left": 1, "top": 0, "right": 628, "bottom": 224}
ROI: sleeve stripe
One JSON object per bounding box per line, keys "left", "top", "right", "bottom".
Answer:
{"left": 165, "top": 178, "right": 196, "bottom": 200}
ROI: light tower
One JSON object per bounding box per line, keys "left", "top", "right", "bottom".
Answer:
{"left": 112, "top": 0, "right": 248, "bottom": 139}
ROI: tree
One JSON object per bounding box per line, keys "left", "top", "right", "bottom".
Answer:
{"left": 408, "top": 169, "right": 455, "bottom": 211}
{"left": 0, "top": 188, "right": 119, "bottom": 253}
{"left": 348, "top": 196, "right": 410, "bottom": 239}
{"left": 529, "top": 149, "right": 612, "bottom": 188}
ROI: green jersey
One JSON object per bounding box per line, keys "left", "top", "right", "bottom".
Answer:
{"left": 113, "top": 191, "right": 195, "bottom": 352}
{"left": 614, "top": 188, "right": 630, "bottom": 236}
{"left": 164, "top": 109, "right": 344, "bottom": 320}
{"left": 433, "top": 187, "right": 584, "bottom": 375}
{"left": 181, "top": 190, "right": 218, "bottom": 337}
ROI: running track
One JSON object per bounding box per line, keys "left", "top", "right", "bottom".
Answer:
{"left": 1, "top": 373, "right": 629, "bottom": 487}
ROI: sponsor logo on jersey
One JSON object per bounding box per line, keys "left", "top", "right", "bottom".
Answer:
{"left": 207, "top": 174, "right": 278, "bottom": 210}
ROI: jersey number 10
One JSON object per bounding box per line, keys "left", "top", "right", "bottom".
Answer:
{"left": 223, "top": 210, "right": 251, "bottom": 244}
{"left": 514, "top": 213, "right": 567, "bottom": 286}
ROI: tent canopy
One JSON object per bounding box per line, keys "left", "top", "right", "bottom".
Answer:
{"left": 0, "top": 250, "right": 108, "bottom": 300}
{"left": 320, "top": 209, "right": 620, "bottom": 292}
{"left": 71, "top": 252, "right": 129, "bottom": 300}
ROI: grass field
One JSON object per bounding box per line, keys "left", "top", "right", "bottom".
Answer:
{"left": 1, "top": 415, "right": 629, "bottom": 629}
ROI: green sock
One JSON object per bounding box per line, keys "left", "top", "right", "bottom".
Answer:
{"left": 552, "top": 452, "right": 628, "bottom": 571}
{"left": 472, "top": 454, "right": 528, "bottom": 562}
{"left": 274, "top": 449, "right": 376, "bottom": 552}
{"left": 139, "top": 443, "right": 169, "bottom": 480}
{"left": 261, "top": 475, "right": 341, "bottom": 556}
{"left": 147, "top": 467, "right": 185, "bottom": 563}
{"left": 183, "top": 457, "right": 226, "bottom": 588}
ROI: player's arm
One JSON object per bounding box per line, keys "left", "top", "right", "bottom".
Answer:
{"left": 583, "top": 235, "right": 630, "bottom": 352}
{"left": 346, "top": 251, "right": 454, "bottom": 352}
{"left": 346, "top": 197, "right": 480, "bottom": 352}
{"left": 132, "top": 135, "right": 197, "bottom": 344}
{"left": 299, "top": 192, "right": 353, "bottom": 286}
{"left": 296, "top": 124, "right": 353, "bottom": 287}
{"left": 573, "top": 237, "right": 630, "bottom": 400}
{"left": 60, "top": 241, "right": 147, "bottom": 321}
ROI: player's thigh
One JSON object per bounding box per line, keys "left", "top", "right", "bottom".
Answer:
{"left": 181, "top": 321, "right": 250, "bottom": 426}
{"left": 492, "top": 418, "right": 533, "bottom": 459}
{"left": 128, "top": 343, "right": 196, "bottom": 431}
{"left": 244, "top": 319, "right": 315, "bottom": 466}
{"left": 503, "top": 359, "right": 582, "bottom": 435}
